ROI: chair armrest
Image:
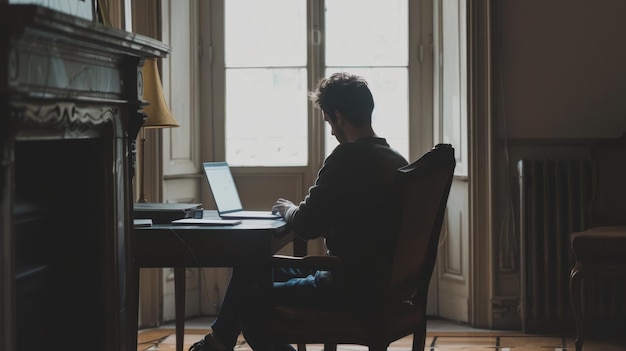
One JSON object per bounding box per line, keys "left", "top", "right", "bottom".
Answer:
{"left": 272, "top": 254, "right": 343, "bottom": 270}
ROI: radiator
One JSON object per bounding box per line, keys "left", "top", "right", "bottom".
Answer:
{"left": 517, "top": 158, "right": 590, "bottom": 332}
{"left": 517, "top": 158, "right": 626, "bottom": 333}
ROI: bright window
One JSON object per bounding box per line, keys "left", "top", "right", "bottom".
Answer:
{"left": 222, "top": 0, "right": 410, "bottom": 166}
{"left": 224, "top": 0, "right": 308, "bottom": 166}
{"left": 324, "top": 1, "right": 409, "bottom": 157}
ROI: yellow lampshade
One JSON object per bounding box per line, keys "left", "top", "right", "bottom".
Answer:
{"left": 141, "top": 58, "right": 179, "bottom": 128}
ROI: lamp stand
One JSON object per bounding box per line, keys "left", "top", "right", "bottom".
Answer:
{"left": 138, "top": 127, "right": 148, "bottom": 203}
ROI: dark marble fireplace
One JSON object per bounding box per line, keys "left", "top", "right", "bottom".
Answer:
{"left": 0, "top": 5, "right": 169, "bottom": 351}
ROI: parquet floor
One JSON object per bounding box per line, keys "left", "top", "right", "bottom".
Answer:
{"left": 137, "top": 317, "right": 626, "bottom": 351}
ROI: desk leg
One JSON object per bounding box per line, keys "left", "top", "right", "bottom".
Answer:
{"left": 242, "top": 263, "right": 274, "bottom": 349}
{"left": 175, "top": 267, "right": 186, "bottom": 351}
{"left": 293, "top": 237, "right": 308, "bottom": 256}
{"left": 129, "top": 265, "right": 140, "bottom": 351}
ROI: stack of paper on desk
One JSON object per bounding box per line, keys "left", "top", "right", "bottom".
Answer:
{"left": 171, "top": 218, "right": 241, "bottom": 226}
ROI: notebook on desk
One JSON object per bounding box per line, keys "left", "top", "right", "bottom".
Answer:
{"left": 133, "top": 202, "right": 202, "bottom": 224}
{"left": 202, "top": 162, "right": 282, "bottom": 219}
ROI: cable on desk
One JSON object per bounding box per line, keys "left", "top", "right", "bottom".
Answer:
{"left": 167, "top": 228, "right": 227, "bottom": 313}
{"left": 167, "top": 228, "right": 203, "bottom": 267}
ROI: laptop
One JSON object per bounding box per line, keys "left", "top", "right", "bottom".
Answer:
{"left": 202, "top": 162, "right": 282, "bottom": 219}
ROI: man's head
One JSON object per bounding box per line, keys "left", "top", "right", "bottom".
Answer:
{"left": 309, "top": 73, "right": 375, "bottom": 143}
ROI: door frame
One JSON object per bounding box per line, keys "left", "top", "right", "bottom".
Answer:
{"left": 467, "top": 0, "right": 495, "bottom": 329}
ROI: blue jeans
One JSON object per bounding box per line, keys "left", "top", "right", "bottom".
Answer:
{"left": 209, "top": 266, "right": 343, "bottom": 351}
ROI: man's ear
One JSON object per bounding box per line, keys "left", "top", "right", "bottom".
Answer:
{"left": 334, "top": 110, "right": 344, "bottom": 125}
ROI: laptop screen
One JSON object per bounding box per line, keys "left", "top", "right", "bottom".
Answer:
{"left": 203, "top": 162, "right": 243, "bottom": 213}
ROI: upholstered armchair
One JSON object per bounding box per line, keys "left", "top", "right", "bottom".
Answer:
{"left": 570, "top": 134, "right": 626, "bottom": 351}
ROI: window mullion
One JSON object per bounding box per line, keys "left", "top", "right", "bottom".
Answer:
{"left": 308, "top": 0, "right": 325, "bottom": 171}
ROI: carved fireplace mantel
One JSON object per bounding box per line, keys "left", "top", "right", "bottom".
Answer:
{"left": 0, "top": 5, "right": 169, "bottom": 351}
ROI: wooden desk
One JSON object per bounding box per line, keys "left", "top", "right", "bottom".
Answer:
{"left": 132, "top": 211, "right": 294, "bottom": 351}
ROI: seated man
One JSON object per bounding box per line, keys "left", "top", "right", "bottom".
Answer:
{"left": 190, "top": 72, "right": 409, "bottom": 351}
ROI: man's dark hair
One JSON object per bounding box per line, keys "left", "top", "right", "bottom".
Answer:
{"left": 309, "top": 72, "right": 374, "bottom": 127}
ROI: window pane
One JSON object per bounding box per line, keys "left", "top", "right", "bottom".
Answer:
{"left": 441, "top": 0, "right": 467, "bottom": 176}
{"left": 324, "top": 68, "right": 409, "bottom": 160}
{"left": 225, "top": 0, "right": 307, "bottom": 67}
{"left": 325, "top": 0, "right": 408, "bottom": 66}
{"left": 324, "top": 0, "right": 409, "bottom": 160}
{"left": 224, "top": 0, "right": 308, "bottom": 166}
{"left": 226, "top": 68, "right": 308, "bottom": 166}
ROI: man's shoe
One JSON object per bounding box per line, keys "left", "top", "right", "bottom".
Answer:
{"left": 188, "top": 333, "right": 230, "bottom": 351}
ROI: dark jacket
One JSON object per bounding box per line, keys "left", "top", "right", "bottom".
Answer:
{"left": 283, "top": 136, "right": 408, "bottom": 300}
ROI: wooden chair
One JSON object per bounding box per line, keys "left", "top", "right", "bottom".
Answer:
{"left": 270, "top": 144, "right": 456, "bottom": 351}
{"left": 569, "top": 134, "right": 626, "bottom": 351}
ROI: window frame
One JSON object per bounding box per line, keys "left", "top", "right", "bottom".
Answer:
{"left": 208, "top": 0, "right": 432, "bottom": 169}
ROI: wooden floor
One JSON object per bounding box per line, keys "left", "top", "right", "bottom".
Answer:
{"left": 137, "top": 317, "right": 626, "bottom": 351}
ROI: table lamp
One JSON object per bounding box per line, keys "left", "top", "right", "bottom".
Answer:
{"left": 138, "top": 58, "right": 179, "bottom": 203}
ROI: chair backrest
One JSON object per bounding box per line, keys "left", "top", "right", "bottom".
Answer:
{"left": 386, "top": 143, "right": 456, "bottom": 306}
{"left": 589, "top": 133, "right": 626, "bottom": 227}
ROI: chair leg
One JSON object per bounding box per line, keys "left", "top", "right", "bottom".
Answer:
{"left": 569, "top": 262, "right": 584, "bottom": 351}
{"left": 412, "top": 323, "right": 427, "bottom": 351}
{"left": 297, "top": 343, "right": 307, "bottom": 351}
{"left": 175, "top": 267, "right": 186, "bottom": 351}
{"left": 323, "top": 344, "right": 337, "bottom": 351}
{"left": 368, "top": 344, "right": 388, "bottom": 351}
